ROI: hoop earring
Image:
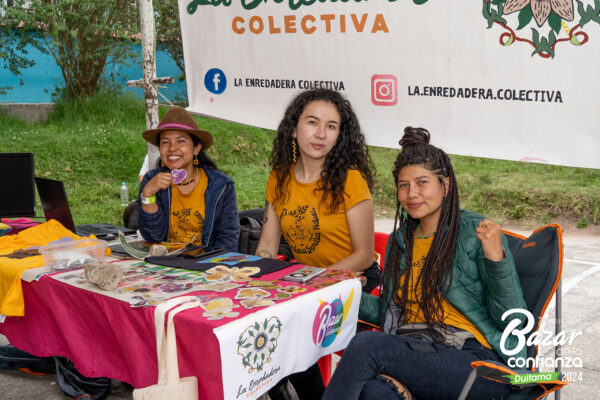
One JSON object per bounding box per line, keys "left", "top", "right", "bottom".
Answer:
{"left": 292, "top": 139, "right": 297, "bottom": 163}
{"left": 193, "top": 155, "right": 199, "bottom": 166}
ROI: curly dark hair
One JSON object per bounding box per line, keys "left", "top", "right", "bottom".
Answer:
{"left": 380, "top": 127, "right": 460, "bottom": 342}
{"left": 270, "top": 89, "right": 374, "bottom": 212}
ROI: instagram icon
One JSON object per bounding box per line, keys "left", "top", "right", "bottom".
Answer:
{"left": 371, "top": 74, "right": 398, "bottom": 106}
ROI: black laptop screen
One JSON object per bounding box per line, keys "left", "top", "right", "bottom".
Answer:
{"left": 34, "top": 177, "right": 77, "bottom": 233}
{"left": 0, "top": 153, "right": 36, "bottom": 218}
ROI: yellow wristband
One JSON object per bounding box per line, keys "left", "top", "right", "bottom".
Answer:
{"left": 141, "top": 195, "right": 156, "bottom": 205}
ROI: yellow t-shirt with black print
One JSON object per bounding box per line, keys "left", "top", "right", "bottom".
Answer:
{"left": 169, "top": 168, "right": 208, "bottom": 246}
{"left": 399, "top": 234, "right": 492, "bottom": 349}
{"left": 266, "top": 168, "right": 372, "bottom": 267}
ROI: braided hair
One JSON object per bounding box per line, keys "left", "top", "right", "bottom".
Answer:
{"left": 380, "top": 127, "right": 460, "bottom": 341}
{"left": 270, "top": 89, "right": 374, "bottom": 213}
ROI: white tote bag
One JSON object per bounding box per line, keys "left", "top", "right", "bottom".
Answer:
{"left": 133, "top": 296, "right": 201, "bottom": 400}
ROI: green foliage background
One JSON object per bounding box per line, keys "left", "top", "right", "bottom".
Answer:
{"left": 1, "top": 93, "right": 599, "bottom": 230}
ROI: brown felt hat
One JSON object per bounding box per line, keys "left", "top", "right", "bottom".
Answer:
{"left": 142, "top": 106, "right": 214, "bottom": 150}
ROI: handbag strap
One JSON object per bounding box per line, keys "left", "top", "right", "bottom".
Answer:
{"left": 164, "top": 300, "right": 202, "bottom": 384}
{"left": 153, "top": 296, "right": 200, "bottom": 385}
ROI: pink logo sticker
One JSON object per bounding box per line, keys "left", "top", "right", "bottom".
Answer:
{"left": 371, "top": 74, "right": 398, "bottom": 106}
{"left": 172, "top": 169, "right": 187, "bottom": 184}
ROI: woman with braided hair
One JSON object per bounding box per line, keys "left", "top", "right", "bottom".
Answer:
{"left": 322, "top": 127, "right": 527, "bottom": 400}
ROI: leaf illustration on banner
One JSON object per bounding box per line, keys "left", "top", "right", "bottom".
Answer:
{"left": 578, "top": 0, "right": 600, "bottom": 27}
{"left": 548, "top": 11, "right": 563, "bottom": 33}
{"left": 518, "top": 5, "right": 534, "bottom": 29}
{"left": 484, "top": 0, "right": 599, "bottom": 57}
{"left": 204, "top": 265, "right": 260, "bottom": 282}
{"left": 237, "top": 316, "right": 282, "bottom": 373}
{"left": 531, "top": 28, "right": 557, "bottom": 57}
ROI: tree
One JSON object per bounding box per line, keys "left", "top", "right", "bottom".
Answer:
{"left": 0, "top": 0, "right": 139, "bottom": 100}
{"left": 154, "top": 0, "right": 185, "bottom": 81}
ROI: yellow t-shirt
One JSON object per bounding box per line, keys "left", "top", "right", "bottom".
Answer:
{"left": 399, "top": 234, "right": 492, "bottom": 349}
{"left": 169, "top": 168, "right": 208, "bottom": 246}
{"left": 266, "top": 168, "right": 372, "bottom": 267}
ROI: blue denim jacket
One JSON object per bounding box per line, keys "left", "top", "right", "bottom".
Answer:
{"left": 137, "top": 166, "right": 240, "bottom": 251}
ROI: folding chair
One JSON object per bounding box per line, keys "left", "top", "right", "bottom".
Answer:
{"left": 458, "top": 224, "right": 568, "bottom": 399}
{"left": 318, "top": 231, "right": 390, "bottom": 386}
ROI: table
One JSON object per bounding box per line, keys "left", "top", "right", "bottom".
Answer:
{"left": 0, "top": 258, "right": 361, "bottom": 400}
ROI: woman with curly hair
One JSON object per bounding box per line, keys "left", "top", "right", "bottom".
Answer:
{"left": 256, "top": 88, "right": 380, "bottom": 399}
{"left": 256, "top": 88, "right": 380, "bottom": 290}
{"left": 322, "top": 127, "right": 527, "bottom": 400}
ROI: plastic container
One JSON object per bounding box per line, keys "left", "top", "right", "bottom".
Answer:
{"left": 120, "top": 182, "right": 129, "bottom": 206}
{"left": 39, "top": 238, "right": 107, "bottom": 272}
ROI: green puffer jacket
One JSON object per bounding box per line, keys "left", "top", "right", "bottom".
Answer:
{"left": 359, "top": 210, "right": 527, "bottom": 364}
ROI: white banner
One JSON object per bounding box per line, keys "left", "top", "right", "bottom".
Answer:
{"left": 178, "top": 0, "right": 600, "bottom": 169}
{"left": 214, "top": 278, "right": 361, "bottom": 400}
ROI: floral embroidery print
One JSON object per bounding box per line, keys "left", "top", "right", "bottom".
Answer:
{"left": 237, "top": 317, "right": 282, "bottom": 372}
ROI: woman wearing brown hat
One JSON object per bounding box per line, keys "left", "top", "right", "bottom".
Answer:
{"left": 137, "top": 106, "right": 240, "bottom": 251}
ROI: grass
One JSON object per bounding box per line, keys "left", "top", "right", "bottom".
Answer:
{"left": 1, "top": 92, "right": 599, "bottom": 230}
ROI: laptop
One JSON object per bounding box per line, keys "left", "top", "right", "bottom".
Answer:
{"left": 35, "top": 177, "right": 137, "bottom": 240}
{"left": 0, "top": 153, "right": 36, "bottom": 218}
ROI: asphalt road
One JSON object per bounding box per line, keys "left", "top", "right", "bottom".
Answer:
{"left": 1, "top": 221, "right": 598, "bottom": 399}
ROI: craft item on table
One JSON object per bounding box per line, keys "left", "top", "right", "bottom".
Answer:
{"left": 39, "top": 238, "right": 107, "bottom": 272}
{"left": 51, "top": 259, "right": 211, "bottom": 307}
{"left": 193, "top": 281, "right": 242, "bottom": 293}
{"left": 204, "top": 265, "right": 260, "bottom": 282}
{"left": 117, "top": 231, "right": 194, "bottom": 259}
{"left": 239, "top": 297, "right": 276, "bottom": 309}
{"left": 171, "top": 169, "right": 187, "bottom": 184}
{"left": 109, "top": 240, "right": 186, "bottom": 259}
{"left": 149, "top": 245, "right": 168, "bottom": 257}
{"left": 245, "top": 280, "right": 281, "bottom": 290}
{"left": 276, "top": 285, "right": 307, "bottom": 295}
{"left": 200, "top": 297, "right": 240, "bottom": 320}
{"left": 145, "top": 251, "right": 294, "bottom": 277}
{"left": 301, "top": 268, "right": 366, "bottom": 289}
{"left": 273, "top": 292, "right": 291, "bottom": 300}
{"left": 83, "top": 261, "right": 123, "bottom": 291}
{"left": 234, "top": 287, "right": 271, "bottom": 300}
{"left": 236, "top": 316, "right": 281, "bottom": 373}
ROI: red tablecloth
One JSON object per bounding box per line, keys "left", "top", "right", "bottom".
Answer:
{"left": 0, "top": 265, "right": 308, "bottom": 400}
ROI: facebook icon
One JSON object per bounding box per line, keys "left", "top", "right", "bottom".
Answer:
{"left": 204, "top": 68, "right": 227, "bottom": 95}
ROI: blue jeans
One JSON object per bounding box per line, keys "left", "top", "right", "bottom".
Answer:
{"left": 322, "top": 331, "right": 510, "bottom": 400}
